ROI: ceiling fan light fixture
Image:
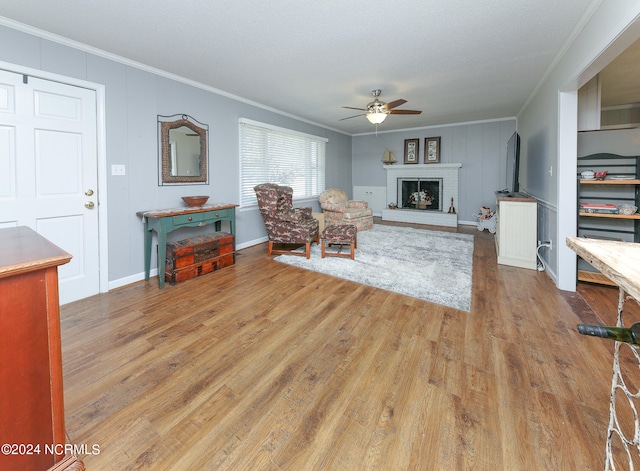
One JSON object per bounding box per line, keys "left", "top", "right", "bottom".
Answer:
{"left": 341, "top": 89, "right": 420, "bottom": 125}
{"left": 366, "top": 112, "right": 388, "bottom": 124}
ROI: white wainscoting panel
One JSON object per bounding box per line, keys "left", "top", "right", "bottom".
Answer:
{"left": 353, "top": 186, "right": 386, "bottom": 216}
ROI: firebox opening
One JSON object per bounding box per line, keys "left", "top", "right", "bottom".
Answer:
{"left": 398, "top": 178, "right": 442, "bottom": 211}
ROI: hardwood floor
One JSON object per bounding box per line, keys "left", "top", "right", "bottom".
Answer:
{"left": 59, "top": 221, "right": 635, "bottom": 470}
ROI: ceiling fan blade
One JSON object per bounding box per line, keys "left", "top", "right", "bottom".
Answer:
{"left": 384, "top": 99, "right": 407, "bottom": 110}
{"left": 342, "top": 106, "right": 367, "bottom": 111}
{"left": 389, "top": 109, "right": 422, "bottom": 115}
{"left": 339, "top": 113, "right": 365, "bottom": 121}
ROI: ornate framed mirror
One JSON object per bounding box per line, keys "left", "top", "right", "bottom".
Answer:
{"left": 158, "top": 114, "right": 208, "bottom": 185}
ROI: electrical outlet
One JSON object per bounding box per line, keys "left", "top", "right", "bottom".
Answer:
{"left": 548, "top": 166, "right": 553, "bottom": 177}
{"left": 111, "top": 164, "right": 126, "bottom": 176}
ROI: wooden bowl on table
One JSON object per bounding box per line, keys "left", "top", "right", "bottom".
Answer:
{"left": 182, "top": 196, "right": 209, "bottom": 207}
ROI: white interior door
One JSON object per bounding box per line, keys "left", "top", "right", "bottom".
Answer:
{"left": 0, "top": 69, "right": 99, "bottom": 304}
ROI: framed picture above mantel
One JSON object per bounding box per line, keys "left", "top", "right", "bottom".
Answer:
{"left": 404, "top": 138, "right": 419, "bottom": 164}
{"left": 424, "top": 136, "right": 441, "bottom": 163}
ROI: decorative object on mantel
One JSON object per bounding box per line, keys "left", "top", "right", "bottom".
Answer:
{"left": 382, "top": 148, "right": 397, "bottom": 164}
{"left": 388, "top": 203, "right": 397, "bottom": 209}
{"left": 424, "top": 136, "right": 441, "bottom": 163}
{"left": 448, "top": 197, "right": 456, "bottom": 214}
{"left": 404, "top": 138, "right": 419, "bottom": 164}
{"left": 275, "top": 224, "right": 474, "bottom": 311}
{"left": 182, "top": 195, "right": 209, "bottom": 207}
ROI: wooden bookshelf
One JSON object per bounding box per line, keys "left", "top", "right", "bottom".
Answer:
{"left": 577, "top": 269, "right": 617, "bottom": 287}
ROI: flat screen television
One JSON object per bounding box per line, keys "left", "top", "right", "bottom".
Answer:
{"left": 505, "top": 131, "right": 520, "bottom": 193}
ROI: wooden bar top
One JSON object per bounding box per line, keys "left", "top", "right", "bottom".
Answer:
{"left": 137, "top": 203, "right": 238, "bottom": 219}
{"left": 567, "top": 236, "right": 640, "bottom": 303}
{"left": 495, "top": 191, "right": 536, "bottom": 202}
{"left": 0, "top": 226, "right": 72, "bottom": 279}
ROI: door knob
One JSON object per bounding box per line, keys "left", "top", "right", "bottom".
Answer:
{"left": 85, "top": 189, "right": 94, "bottom": 196}
{"left": 85, "top": 201, "right": 95, "bottom": 209}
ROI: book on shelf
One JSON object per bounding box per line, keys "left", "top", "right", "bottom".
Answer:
{"left": 579, "top": 203, "right": 619, "bottom": 214}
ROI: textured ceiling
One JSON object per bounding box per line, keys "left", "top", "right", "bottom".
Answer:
{"left": 0, "top": 0, "right": 607, "bottom": 134}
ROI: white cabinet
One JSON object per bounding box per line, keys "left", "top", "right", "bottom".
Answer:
{"left": 495, "top": 193, "right": 538, "bottom": 270}
{"left": 353, "top": 186, "right": 386, "bottom": 214}
{"left": 578, "top": 75, "right": 601, "bottom": 131}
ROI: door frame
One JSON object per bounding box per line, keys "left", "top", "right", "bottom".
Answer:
{"left": 0, "top": 60, "right": 109, "bottom": 296}
{"left": 555, "top": 12, "right": 640, "bottom": 292}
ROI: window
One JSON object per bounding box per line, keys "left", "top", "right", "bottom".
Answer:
{"left": 239, "top": 118, "right": 326, "bottom": 207}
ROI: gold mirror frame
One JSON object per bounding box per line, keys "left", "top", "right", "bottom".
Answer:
{"left": 158, "top": 114, "right": 209, "bottom": 185}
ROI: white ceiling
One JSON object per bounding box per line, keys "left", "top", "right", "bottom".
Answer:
{"left": 0, "top": 0, "right": 608, "bottom": 134}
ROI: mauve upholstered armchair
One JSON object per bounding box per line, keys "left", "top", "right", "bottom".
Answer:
{"left": 319, "top": 188, "right": 373, "bottom": 231}
{"left": 254, "top": 183, "right": 320, "bottom": 258}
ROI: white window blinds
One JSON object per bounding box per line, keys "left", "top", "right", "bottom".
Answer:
{"left": 239, "top": 118, "right": 326, "bottom": 207}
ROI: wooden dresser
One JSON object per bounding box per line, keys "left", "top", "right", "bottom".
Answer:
{"left": 0, "top": 227, "right": 84, "bottom": 471}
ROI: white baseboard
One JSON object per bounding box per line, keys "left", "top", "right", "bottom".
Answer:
{"left": 109, "top": 271, "right": 150, "bottom": 290}
{"left": 108, "top": 235, "right": 269, "bottom": 292}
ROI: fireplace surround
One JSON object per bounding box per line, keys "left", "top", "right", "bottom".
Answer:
{"left": 382, "top": 163, "right": 462, "bottom": 227}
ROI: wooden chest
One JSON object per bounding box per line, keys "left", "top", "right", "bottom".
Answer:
{"left": 165, "top": 232, "right": 234, "bottom": 284}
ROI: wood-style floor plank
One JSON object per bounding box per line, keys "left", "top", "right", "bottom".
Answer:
{"left": 58, "top": 221, "right": 630, "bottom": 470}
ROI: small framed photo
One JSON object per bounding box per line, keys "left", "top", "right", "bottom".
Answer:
{"left": 404, "top": 139, "right": 419, "bottom": 164}
{"left": 424, "top": 137, "right": 441, "bottom": 163}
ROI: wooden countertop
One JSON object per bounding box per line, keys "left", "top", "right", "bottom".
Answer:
{"left": 136, "top": 203, "right": 238, "bottom": 219}
{"left": 495, "top": 191, "right": 536, "bottom": 203}
{"left": 0, "top": 226, "right": 72, "bottom": 279}
{"left": 567, "top": 236, "right": 640, "bottom": 303}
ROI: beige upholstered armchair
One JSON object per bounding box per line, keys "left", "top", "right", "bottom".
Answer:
{"left": 319, "top": 188, "right": 373, "bottom": 231}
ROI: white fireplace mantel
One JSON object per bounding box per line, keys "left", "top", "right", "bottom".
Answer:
{"left": 383, "top": 163, "right": 462, "bottom": 171}
{"left": 382, "top": 163, "right": 462, "bottom": 227}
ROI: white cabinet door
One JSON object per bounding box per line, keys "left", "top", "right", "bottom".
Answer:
{"left": 497, "top": 199, "right": 537, "bottom": 270}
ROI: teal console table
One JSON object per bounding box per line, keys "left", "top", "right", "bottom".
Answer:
{"left": 137, "top": 203, "right": 237, "bottom": 288}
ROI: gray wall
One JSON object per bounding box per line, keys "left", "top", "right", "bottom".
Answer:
{"left": 352, "top": 119, "right": 516, "bottom": 223}
{"left": 517, "top": 2, "right": 640, "bottom": 290}
{"left": 0, "top": 25, "right": 352, "bottom": 287}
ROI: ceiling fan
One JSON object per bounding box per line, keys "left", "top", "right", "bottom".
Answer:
{"left": 341, "top": 89, "right": 422, "bottom": 124}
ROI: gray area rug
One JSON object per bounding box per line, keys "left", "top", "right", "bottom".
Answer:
{"left": 275, "top": 224, "right": 474, "bottom": 311}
